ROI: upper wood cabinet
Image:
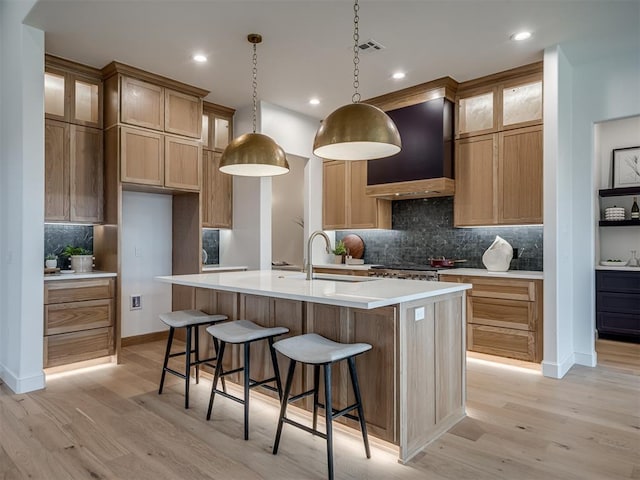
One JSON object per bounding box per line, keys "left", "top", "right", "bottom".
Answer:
{"left": 455, "top": 65, "right": 542, "bottom": 139}
{"left": 322, "top": 160, "right": 391, "bottom": 230}
{"left": 118, "top": 126, "right": 200, "bottom": 191}
{"left": 454, "top": 125, "right": 542, "bottom": 226}
{"left": 164, "top": 136, "right": 201, "bottom": 191}
{"left": 120, "top": 126, "right": 164, "bottom": 186}
{"left": 498, "top": 125, "right": 543, "bottom": 224}
{"left": 120, "top": 76, "right": 164, "bottom": 131}
{"left": 165, "top": 89, "right": 202, "bottom": 138}
{"left": 45, "top": 119, "right": 103, "bottom": 223}
{"left": 202, "top": 151, "right": 233, "bottom": 228}
{"left": 120, "top": 76, "right": 202, "bottom": 138}
{"left": 454, "top": 63, "right": 543, "bottom": 226}
{"left": 45, "top": 59, "right": 103, "bottom": 128}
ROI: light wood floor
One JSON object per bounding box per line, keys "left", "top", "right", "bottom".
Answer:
{"left": 1, "top": 340, "right": 638, "bottom": 480}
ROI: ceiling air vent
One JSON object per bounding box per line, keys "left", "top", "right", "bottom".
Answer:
{"left": 358, "top": 39, "right": 385, "bottom": 53}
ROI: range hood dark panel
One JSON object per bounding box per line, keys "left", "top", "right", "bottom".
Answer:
{"left": 367, "top": 97, "right": 453, "bottom": 187}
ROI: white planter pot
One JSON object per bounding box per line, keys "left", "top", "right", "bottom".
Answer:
{"left": 45, "top": 259, "right": 57, "bottom": 269}
{"left": 70, "top": 255, "right": 94, "bottom": 273}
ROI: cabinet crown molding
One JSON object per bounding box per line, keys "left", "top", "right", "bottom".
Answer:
{"left": 365, "top": 76, "right": 459, "bottom": 111}
{"left": 457, "top": 61, "right": 543, "bottom": 94}
{"left": 101, "top": 61, "right": 210, "bottom": 98}
{"left": 45, "top": 54, "right": 102, "bottom": 79}
{"left": 203, "top": 100, "right": 236, "bottom": 117}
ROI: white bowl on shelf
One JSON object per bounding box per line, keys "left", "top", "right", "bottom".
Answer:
{"left": 599, "top": 261, "right": 626, "bottom": 267}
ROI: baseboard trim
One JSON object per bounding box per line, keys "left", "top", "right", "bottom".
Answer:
{"left": 122, "top": 330, "right": 169, "bottom": 347}
{"left": 574, "top": 351, "right": 597, "bottom": 367}
{"left": 0, "top": 364, "right": 45, "bottom": 394}
{"left": 541, "top": 353, "right": 575, "bottom": 379}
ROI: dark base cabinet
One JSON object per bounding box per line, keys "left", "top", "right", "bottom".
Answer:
{"left": 596, "top": 270, "right": 640, "bottom": 341}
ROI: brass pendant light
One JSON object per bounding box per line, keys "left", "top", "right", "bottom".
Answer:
{"left": 219, "top": 34, "right": 289, "bottom": 177}
{"left": 313, "top": 0, "right": 401, "bottom": 161}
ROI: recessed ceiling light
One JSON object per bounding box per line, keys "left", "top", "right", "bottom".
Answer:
{"left": 392, "top": 72, "right": 406, "bottom": 80}
{"left": 309, "top": 98, "right": 320, "bottom": 105}
{"left": 511, "top": 31, "right": 532, "bottom": 41}
{"left": 193, "top": 54, "right": 208, "bottom": 63}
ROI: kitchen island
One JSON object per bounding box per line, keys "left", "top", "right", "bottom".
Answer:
{"left": 157, "top": 270, "right": 471, "bottom": 463}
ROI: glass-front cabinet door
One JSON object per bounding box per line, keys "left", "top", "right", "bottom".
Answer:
{"left": 501, "top": 78, "right": 542, "bottom": 129}
{"left": 44, "top": 70, "right": 68, "bottom": 121}
{"left": 457, "top": 89, "right": 496, "bottom": 137}
{"left": 73, "top": 77, "right": 102, "bottom": 127}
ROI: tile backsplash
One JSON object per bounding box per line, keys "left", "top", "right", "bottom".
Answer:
{"left": 202, "top": 229, "right": 220, "bottom": 265}
{"left": 44, "top": 224, "right": 94, "bottom": 269}
{"left": 337, "top": 197, "right": 543, "bottom": 271}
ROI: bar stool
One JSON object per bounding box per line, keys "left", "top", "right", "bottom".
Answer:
{"left": 206, "top": 320, "right": 289, "bottom": 440}
{"left": 272, "top": 333, "right": 372, "bottom": 480}
{"left": 158, "top": 309, "right": 228, "bottom": 409}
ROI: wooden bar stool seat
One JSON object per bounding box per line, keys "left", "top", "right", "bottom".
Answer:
{"left": 206, "top": 320, "right": 289, "bottom": 440}
{"left": 158, "top": 310, "right": 228, "bottom": 409}
{"left": 272, "top": 333, "right": 372, "bottom": 480}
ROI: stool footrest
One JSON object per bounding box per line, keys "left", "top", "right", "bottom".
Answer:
{"left": 163, "top": 367, "right": 187, "bottom": 380}
{"left": 220, "top": 367, "right": 244, "bottom": 377}
{"left": 212, "top": 389, "right": 245, "bottom": 405}
{"left": 330, "top": 403, "right": 360, "bottom": 422}
{"left": 287, "top": 389, "right": 315, "bottom": 404}
{"left": 282, "top": 417, "right": 327, "bottom": 440}
{"left": 249, "top": 377, "right": 278, "bottom": 390}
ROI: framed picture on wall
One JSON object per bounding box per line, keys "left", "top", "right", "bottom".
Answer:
{"left": 612, "top": 146, "right": 640, "bottom": 189}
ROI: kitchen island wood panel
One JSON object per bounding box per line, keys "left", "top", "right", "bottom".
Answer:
{"left": 158, "top": 271, "right": 468, "bottom": 463}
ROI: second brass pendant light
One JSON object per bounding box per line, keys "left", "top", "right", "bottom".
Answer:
{"left": 219, "top": 34, "right": 289, "bottom": 177}
{"left": 313, "top": 0, "right": 401, "bottom": 161}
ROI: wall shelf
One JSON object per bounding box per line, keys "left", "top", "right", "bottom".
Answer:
{"left": 599, "top": 187, "right": 640, "bottom": 197}
{"left": 599, "top": 219, "right": 640, "bottom": 227}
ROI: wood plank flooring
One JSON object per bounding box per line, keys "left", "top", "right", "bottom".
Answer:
{"left": 0, "top": 339, "right": 638, "bottom": 479}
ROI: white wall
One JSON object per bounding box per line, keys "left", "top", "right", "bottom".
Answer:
{"left": 0, "top": 0, "right": 46, "bottom": 393}
{"left": 570, "top": 50, "right": 640, "bottom": 366}
{"left": 543, "top": 45, "right": 575, "bottom": 378}
{"left": 220, "top": 101, "right": 331, "bottom": 269}
{"left": 120, "top": 192, "right": 172, "bottom": 338}
{"left": 595, "top": 116, "right": 640, "bottom": 262}
{"left": 272, "top": 155, "right": 306, "bottom": 267}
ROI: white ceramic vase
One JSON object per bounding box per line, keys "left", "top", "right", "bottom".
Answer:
{"left": 482, "top": 236, "right": 513, "bottom": 272}
{"left": 45, "top": 259, "right": 57, "bottom": 269}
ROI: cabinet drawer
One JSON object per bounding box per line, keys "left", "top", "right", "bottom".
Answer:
{"left": 467, "top": 324, "right": 537, "bottom": 362}
{"left": 469, "top": 296, "right": 534, "bottom": 331}
{"left": 44, "top": 327, "right": 114, "bottom": 368}
{"left": 466, "top": 277, "right": 536, "bottom": 301}
{"left": 596, "top": 270, "right": 640, "bottom": 294}
{"left": 597, "top": 292, "right": 640, "bottom": 315}
{"left": 45, "top": 298, "right": 114, "bottom": 335}
{"left": 597, "top": 312, "right": 640, "bottom": 337}
{"left": 44, "top": 278, "right": 115, "bottom": 304}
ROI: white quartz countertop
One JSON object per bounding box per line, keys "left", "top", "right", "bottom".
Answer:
{"left": 438, "top": 268, "right": 544, "bottom": 280}
{"left": 595, "top": 265, "right": 640, "bottom": 271}
{"left": 156, "top": 270, "right": 471, "bottom": 309}
{"left": 201, "top": 265, "right": 248, "bottom": 272}
{"left": 44, "top": 271, "right": 117, "bottom": 281}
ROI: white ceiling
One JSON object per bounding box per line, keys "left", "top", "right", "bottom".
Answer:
{"left": 25, "top": 0, "right": 639, "bottom": 120}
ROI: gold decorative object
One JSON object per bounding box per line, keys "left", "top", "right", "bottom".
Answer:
{"left": 313, "top": 0, "right": 401, "bottom": 160}
{"left": 219, "top": 33, "right": 289, "bottom": 177}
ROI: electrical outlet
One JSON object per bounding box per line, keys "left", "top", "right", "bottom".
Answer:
{"left": 130, "top": 295, "right": 142, "bottom": 310}
{"left": 513, "top": 248, "right": 519, "bottom": 259}
{"left": 415, "top": 307, "right": 425, "bottom": 321}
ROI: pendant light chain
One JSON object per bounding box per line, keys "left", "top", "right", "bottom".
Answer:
{"left": 352, "top": 0, "right": 361, "bottom": 103}
{"left": 252, "top": 42, "right": 258, "bottom": 133}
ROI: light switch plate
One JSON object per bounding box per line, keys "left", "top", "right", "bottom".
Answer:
{"left": 415, "top": 307, "right": 425, "bottom": 321}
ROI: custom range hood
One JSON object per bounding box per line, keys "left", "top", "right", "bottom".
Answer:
{"left": 364, "top": 78, "right": 456, "bottom": 200}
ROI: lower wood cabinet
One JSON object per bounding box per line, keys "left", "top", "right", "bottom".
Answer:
{"left": 443, "top": 274, "right": 543, "bottom": 362}
{"left": 43, "top": 277, "right": 116, "bottom": 368}
{"left": 313, "top": 267, "right": 370, "bottom": 277}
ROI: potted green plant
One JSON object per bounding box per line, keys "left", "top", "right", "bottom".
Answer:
{"left": 62, "top": 245, "right": 94, "bottom": 272}
{"left": 45, "top": 253, "right": 58, "bottom": 269}
{"left": 332, "top": 240, "right": 347, "bottom": 264}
